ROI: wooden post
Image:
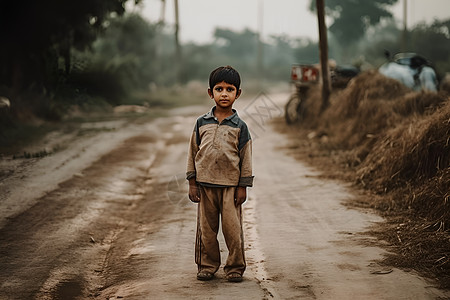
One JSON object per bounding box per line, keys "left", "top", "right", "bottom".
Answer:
{"left": 174, "top": 0, "right": 182, "bottom": 82}
{"left": 159, "top": 0, "right": 166, "bottom": 24}
{"left": 155, "top": 0, "right": 166, "bottom": 76}
{"left": 402, "top": 0, "right": 408, "bottom": 51}
{"left": 257, "top": 0, "right": 264, "bottom": 80}
{"left": 316, "top": 0, "right": 331, "bottom": 112}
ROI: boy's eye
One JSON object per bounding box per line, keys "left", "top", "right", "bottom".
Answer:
{"left": 214, "top": 86, "right": 235, "bottom": 93}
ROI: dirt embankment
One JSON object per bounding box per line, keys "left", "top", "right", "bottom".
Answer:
{"left": 277, "top": 70, "right": 450, "bottom": 288}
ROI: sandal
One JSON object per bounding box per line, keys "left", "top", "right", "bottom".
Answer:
{"left": 226, "top": 272, "right": 243, "bottom": 282}
{"left": 197, "top": 271, "right": 214, "bottom": 281}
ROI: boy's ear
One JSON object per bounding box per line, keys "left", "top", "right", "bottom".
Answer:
{"left": 207, "top": 88, "right": 213, "bottom": 99}
{"left": 236, "top": 89, "right": 242, "bottom": 99}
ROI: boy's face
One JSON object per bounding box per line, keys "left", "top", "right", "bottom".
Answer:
{"left": 208, "top": 81, "right": 241, "bottom": 110}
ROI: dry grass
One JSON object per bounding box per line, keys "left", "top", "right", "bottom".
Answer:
{"left": 277, "top": 70, "right": 450, "bottom": 288}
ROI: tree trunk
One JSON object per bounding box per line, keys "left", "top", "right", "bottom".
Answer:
{"left": 316, "top": 0, "right": 331, "bottom": 113}
{"left": 174, "top": 0, "right": 182, "bottom": 83}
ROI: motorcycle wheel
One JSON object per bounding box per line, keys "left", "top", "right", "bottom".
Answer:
{"left": 285, "top": 94, "right": 301, "bottom": 124}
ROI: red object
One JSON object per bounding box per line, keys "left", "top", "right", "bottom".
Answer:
{"left": 291, "top": 65, "right": 319, "bottom": 83}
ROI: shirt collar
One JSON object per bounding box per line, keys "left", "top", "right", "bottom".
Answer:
{"left": 203, "top": 106, "right": 239, "bottom": 125}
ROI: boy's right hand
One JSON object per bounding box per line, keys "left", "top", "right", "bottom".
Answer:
{"left": 188, "top": 182, "right": 200, "bottom": 203}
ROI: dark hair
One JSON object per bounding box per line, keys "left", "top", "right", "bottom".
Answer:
{"left": 209, "top": 66, "right": 241, "bottom": 90}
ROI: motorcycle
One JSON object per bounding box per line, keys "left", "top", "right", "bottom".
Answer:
{"left": 285, "top": 63, "right": 359, "bottom": 124}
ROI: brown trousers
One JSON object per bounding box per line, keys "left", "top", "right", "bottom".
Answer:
{"left": 195, "top": 186, "right": 246, "bottom": 275}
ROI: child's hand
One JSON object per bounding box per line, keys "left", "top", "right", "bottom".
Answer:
{"left": 234, "top": 186, "right": 247, "bottom": 206}
{"left": 188, "top": 184, "right": 200, "bottom": 203}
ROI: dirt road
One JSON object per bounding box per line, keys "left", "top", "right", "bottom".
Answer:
{"left": 0, "top": 94, "right": 448, "bottom": 299}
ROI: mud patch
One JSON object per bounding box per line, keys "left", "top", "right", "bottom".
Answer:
{"left": 51, "top": 278, "right": 83, "bottom": 300}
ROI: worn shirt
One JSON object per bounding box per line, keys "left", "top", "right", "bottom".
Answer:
{"left": 186, "top": 107, "right": 254, "bottom": 187}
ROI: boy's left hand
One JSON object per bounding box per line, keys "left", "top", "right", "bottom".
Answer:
{"left": 234, "top": 186, "right": 247, "bottom": 206}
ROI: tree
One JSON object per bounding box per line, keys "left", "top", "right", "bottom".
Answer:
{"left": 316, "top": 0, "right": 331, "bottom": 112}
{"left": 71, "top": 13, "right": 158, "bottom": 104}
{"left": 213, "top": 28, "right": 260, "bottom": 76}
{"left": 309, "top": 0, "right": 399, "bottom": 45}
{"left": 408, "top": 19, "right": 450, "bottom": 76}
{"left": 214, "top": 28, "right": 259, "bottom": 58}
{"left": 0, "top": 0, "right": 139, "bottom": 99}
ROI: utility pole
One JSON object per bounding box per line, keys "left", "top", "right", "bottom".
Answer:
{"left": 159, "top": 0, "right": 166, "bottom": 24}
{"left": 155, "top": 0, "right": 166, "bottom": 80}
{"left": 316, "top": 0, "right": 331, "bottom": 112}
{"left": 402, "top": 0, "right": 408, "bottom": 51}
{"left": 156, "top": 1, "right": 166, "bottom": 53}
{"left": 174, "top": 0, "right": 182, "bottom": 83}
{"left": 257, "top": 0, "right": 264, "bottom": 81}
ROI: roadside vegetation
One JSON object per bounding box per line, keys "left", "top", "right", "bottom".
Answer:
{"left": 276, "top": 72, "right": 450, "bottom": 288}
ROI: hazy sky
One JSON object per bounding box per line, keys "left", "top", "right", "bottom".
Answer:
{"left": 128, "top": 0, "right": 450, "bottom": 44}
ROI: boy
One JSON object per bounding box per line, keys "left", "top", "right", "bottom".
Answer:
{"left": 186, "top": 66, "right": 253, "bottom": 283}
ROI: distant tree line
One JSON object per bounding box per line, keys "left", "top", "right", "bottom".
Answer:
{"left": 309, "top": 0, "right": 400, "bottom": 45}
{"left": 0, "top": 0, "right": 449, "bottom": 123}
{"left": 309, "top": 0, "right": 450, "bottom": 75}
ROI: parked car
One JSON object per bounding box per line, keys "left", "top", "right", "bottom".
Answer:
{"left": 379, "top": 52, "right": 438, "bottom": 92}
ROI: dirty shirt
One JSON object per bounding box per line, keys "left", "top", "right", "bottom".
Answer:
{"left": 186, "top": 107, "right": 253, "bottom": 187}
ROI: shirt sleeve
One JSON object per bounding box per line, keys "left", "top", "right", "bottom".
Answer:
{"left": 186, "top": 122, "right": 199, "bottom": 180}
{"left": 238, "top": 128, "right": 254, "bottom": 187}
